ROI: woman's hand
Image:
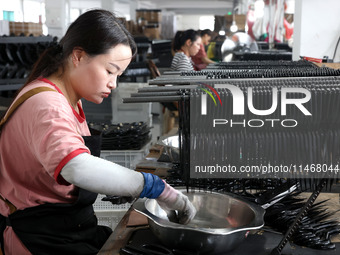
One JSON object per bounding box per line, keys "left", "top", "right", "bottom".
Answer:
{"left": 156, "top": 182, "right": 196, "bottom": 225}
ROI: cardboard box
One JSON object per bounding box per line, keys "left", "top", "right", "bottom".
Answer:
{"left": 136, "top": 9, "right": 161, "bottom": 23}
{"left": 224, "top": 14, "right": 246, "bottom": 31}
{"left": 9, "top": 22, "right": 43, "bottom": 36}
{"left": 149, "top": 10, "right": 161, "bottom": 23}
{"left": 136, "top": 9, "right": 147, "bottom": 22}
{"left": 143, "top": 24, "right": 161, "bottom": 39}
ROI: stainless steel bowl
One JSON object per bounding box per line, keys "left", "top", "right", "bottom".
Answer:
{"left": 133, "top": 188, "right": 265, "bottom": 254}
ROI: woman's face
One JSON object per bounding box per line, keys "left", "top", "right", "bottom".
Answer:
{"left": 188, "top": 37, "right": 202, "bottom": 56}
{"left": 202, "top": 34, "right": 212, "bottom": 46}
{"left": 70, "top": 44, "right": 132, "bottom": 104}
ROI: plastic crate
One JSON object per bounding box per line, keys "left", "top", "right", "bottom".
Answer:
{"left": 95, "top": 210, "right": 128, "bottom": 230}
{"left": 93, "top": 144, "right": 150, "bottom": 214}
{"left": 99, "top": 144, "right": 150, "bottom": 169}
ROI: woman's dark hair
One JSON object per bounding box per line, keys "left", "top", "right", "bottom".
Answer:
{"left": 200, "top": 29, "right": 212, "bottom": 37}
{"left": 172, "top": 29, "right": 200, "bottom": 52}
{"left": 25, "top": 9, "right": 137, "bottom": 85}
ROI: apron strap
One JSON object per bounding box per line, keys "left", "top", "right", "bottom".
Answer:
{"left": 0, "top": 86, "right": 57, "bottom": 213}
{"left": 0, "top": 87, "right": 56, "bottom": 130}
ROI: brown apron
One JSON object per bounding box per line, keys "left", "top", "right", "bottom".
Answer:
{"left": 0, "top": 87, "right": 112, "bottom": 255}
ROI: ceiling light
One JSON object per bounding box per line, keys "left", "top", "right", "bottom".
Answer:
{"left": 230, "top": 21, "right": 238, "bottom": 33}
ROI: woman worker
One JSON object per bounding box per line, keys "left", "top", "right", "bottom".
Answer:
{"left": 0, "top": 9, "right": 196, "bottom": 255}
{"left": 171, "top": 29, "right": 201, "bottom": 71}
{"left": 192, "top": 29, "right": 215, "bottom": 70}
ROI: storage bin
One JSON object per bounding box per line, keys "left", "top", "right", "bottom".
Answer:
{"left": 95, "top": 210, "right": 128, "bottom": 230}
{"left": 99, "top": 144, "right": 150, "bottom": 169}
{"left": 93, "top": 144, "right": 150, "bottom": 229}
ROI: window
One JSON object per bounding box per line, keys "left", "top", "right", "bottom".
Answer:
{"left": 70, "top": 8, "right": 81, "bottom": 23}
{"left": 3, "top": 11, "right": 14, "bottom": 21}
{"left": 199, "top": 16, "right": 214, "bottom": 31}
{"left": 23, "top": 0, "right": 42, "bottom": 23}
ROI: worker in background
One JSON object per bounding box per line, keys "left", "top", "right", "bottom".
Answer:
{"left": 0, "top": 9, "right": 196, "bottom": 255}
{"left": 171, "top": 29, "right": 201, "bottom": 71}
{"left": 207, "top": 33, "right": 225, "bottom": 62}
{"left": 192, "top": 29, "right": 215, "bottom": 70}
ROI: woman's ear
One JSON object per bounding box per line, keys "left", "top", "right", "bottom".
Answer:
{"left": 185, "top": 39, "right": 192, "bottom": 47}
{"left": 71, "top": 47, "right": 86, "bottom": 66}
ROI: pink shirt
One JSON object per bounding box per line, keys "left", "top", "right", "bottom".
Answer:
{"left": 0, "top": 78, "right": 91, "bottom": 254}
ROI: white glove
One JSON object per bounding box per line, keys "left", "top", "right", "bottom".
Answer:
{"left": 156, "top": 182, "right": 196, "bottom": 225}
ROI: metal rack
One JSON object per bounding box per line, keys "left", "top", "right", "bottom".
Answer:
{"left": 0, "top": 35, "right": 54, "bottom": 92}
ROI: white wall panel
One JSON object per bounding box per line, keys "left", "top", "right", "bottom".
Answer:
{"left": 293, "top": 0, "right": 340, "bottom": 62}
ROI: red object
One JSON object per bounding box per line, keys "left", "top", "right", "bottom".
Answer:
{"left": 284, "top": 19, "right": 293, "bottom": 40}
{"left": 302, "top": 56, "right": 323, "bottom": 63}
{"left": 246, "top": 9, "right": 256, "bottom": 40}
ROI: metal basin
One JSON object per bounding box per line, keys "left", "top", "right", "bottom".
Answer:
{"left": 133, "top": 188, "right": 265, "bottom": 254}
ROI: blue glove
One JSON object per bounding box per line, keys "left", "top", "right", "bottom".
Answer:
{"left": 139, "top": 172, "right": 165, "bottom": 199}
